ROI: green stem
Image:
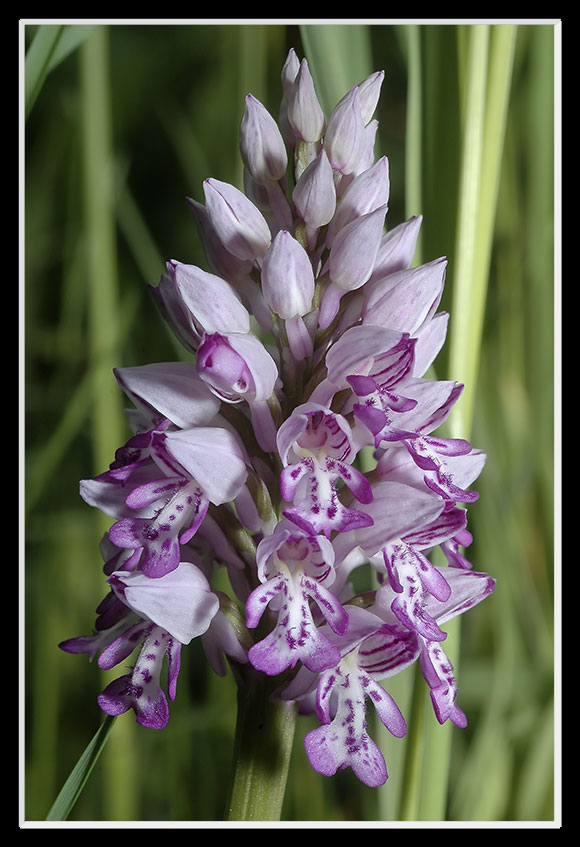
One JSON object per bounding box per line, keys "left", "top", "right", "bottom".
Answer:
{"left": 226, "top": 667, "right": 298, "bottom": 821}
{"left": 396, "top": 662, "right": 426, "bottom": 820}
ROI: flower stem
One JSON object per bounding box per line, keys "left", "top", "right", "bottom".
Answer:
{"left": 226, "top": 667, "right": 298, "bottom": 821}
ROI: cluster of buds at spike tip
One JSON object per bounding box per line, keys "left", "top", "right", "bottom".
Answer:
{"left": 60, "top": 48, "right": 495, "bottom": 788}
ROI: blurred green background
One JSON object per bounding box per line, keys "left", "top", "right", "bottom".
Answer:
{"left": 23, "top": 22, "right": 558, "bottom": 823}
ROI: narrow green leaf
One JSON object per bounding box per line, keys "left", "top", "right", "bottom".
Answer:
{"left": 81, "top": 25, "right": 126, "bottom": 475}
{"left": 25, "top": 25, "right": 66, "bottom": 120}
{"left": 401, "top": 25, "right": 423, "bottom": 242}
{"left": 447, "top": 24, "right": 490, "bottom": 439}
{"left": 47, "top": 24, "right": 96, "bottom": 73}
{"left": 45, "top": 716, "right": 116, "bottom": 821}
{"left": 449, "top": 25, "right": 517, "bottom": 439}
{"left": 417, "top": 25, "right": 517, "bottom": 823}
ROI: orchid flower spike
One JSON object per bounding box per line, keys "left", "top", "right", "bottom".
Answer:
{"left": 61, "top": 47, "right": 495, "bottom": 798}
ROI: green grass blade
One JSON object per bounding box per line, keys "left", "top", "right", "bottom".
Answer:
{"left": 401, "top": 25, "right": 423, "bottom": 256}
{"left": 47, "top": 24, "right": 96, "bottom": 73}
{"left": 45, "top": 717, "right": 116, "bottom": 821}
{"left": 25, "top": 24, "right": 96, "bottom": 121}
{"left": 447, "top": 23, "right": 490, "bottom": 439}
{"left": 449, "top": 24, "right": 517, "bottom": 439}
{"left": 80, "top": 25, "right": 126, "bottom": 474}
{"left": 25, "top": 25, "right": 66, "bottom": 120}
{"left": 80, "top": 26, "right": 139, "bottom": 820}
{"left": 418, "top": 25, "right": 517, "bottom": 822}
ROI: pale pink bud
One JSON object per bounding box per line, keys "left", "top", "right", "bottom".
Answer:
{"left": 240, "top": 94, "right": 288, "bottom": 184}
{"left": 362, "top": 258, "right": 447, "bottom": 334}
{"left": 203, "top": 178, "right": 271, "bottom": 262}
{"left": 292, "top": 149, "right": 336, "bottom": 228}
{"left": 286, "top": 59, "right": 326, "bottom": 143}
{"left": 328, "top": 205, "right": 387, "bottom": 291}
{"left": 327, "top": 156, "right": 390, "bottom": 242}
{"left": 167, "top": 260, "right": 250, "bottom": 341}
{"left": 186, "top": 197, "right": 253, "bottom": 284}
{"left": 369, "top": 215, "right": 423, "bottom": 282}
{"left": 281, "top": 48, "right": 300, "bottom": 98}
{"left": 354, "top": 70, "right": 385, "bottom": 125}
{"left": 261, "top": 230, "right": 315, "bottom": 319}
{"left": 323, "top": 86, "right": 367, "bottom": 175}
{"left": 332, "top": 71, "right": 385, "bottom": 128}
{"left": 319, "top": 205, "right": 387, "bottom": 330}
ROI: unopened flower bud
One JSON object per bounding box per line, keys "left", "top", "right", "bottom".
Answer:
{"left": 197, "top": 332, "right": 278, "bottom": 405}
{"left": 324, "top": 86, "right": 367, "bottom": 174}
{"left": 292, "top": 149, "right": 336, "bottom": 228}
{"left": 362, "top": 257, "right": 447, "bottom": 335}
{"left": 369, "top": 215, "right": 423, "bottom": 281}
{"left": 167, "top": 260, "right": 250, "bottom": 342}
{"left": 186, "top": 197, "right": 253, "bottom": 283}
{"left": 281, "top": 49, "right": 299, "bottom": 94}
{"left": 318, "top": 204, "right": 387, "bottom": 329}
{"left": 327, "top": 155, "right": 390, "bottom": 243}
{"left": 203, "top": 178, "right": 272, "bottom": 262}
{"left": 286, "top": 59, "right": 326, "bottom": 143}
{"left": 261, "top": 230, "right": 315, "bottom": 319}
{"left": 240, "top": 94, "right": 288, "bottom": 184}
{"left": 353, "top": 70, "right": 385, "bottom": 125}
{"left": 328, "top": 204, "right": 387, "bottom": 291}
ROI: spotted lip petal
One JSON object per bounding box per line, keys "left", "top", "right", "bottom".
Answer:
{"left": 108, "top": 482, "right": 209, "bottom": 579}
{"left": 304, "top": 647, "right": 406, "bottom": 788}
{"left": 97, "top": 626, "right": 175, "bottom": 729}
{"left": 245, "top": 566, "right": 346, "bottom": 676}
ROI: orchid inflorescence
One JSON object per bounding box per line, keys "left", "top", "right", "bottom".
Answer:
{"left": 60, "top": 48, "right": 495, "bottom": 789}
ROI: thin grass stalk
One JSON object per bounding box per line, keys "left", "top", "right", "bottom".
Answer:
{"left": 447, "top": 24, "right": 490, "bottom": 438}
{"left": 420, "top": 26, "right": 516, "bottom": 821}
{"left": 450, "top": 24, "right": 517, "bottom": 440}
{"left": 80, "top": 26, "right": 138, "bottom": 821}
{"left": 382, "top": 25, "right": 427, "bottom": 823}
{"left": 395, "top": 25, "right": 491, "bottom": 822}
{"left": 419, "top": 25, "right": 490, "bottom": 821}
{"left": 81, "top": 26, "right": 125, "bottom": 471}
{"left": 403, "top": 25, "right": 423, "bottom": 262}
